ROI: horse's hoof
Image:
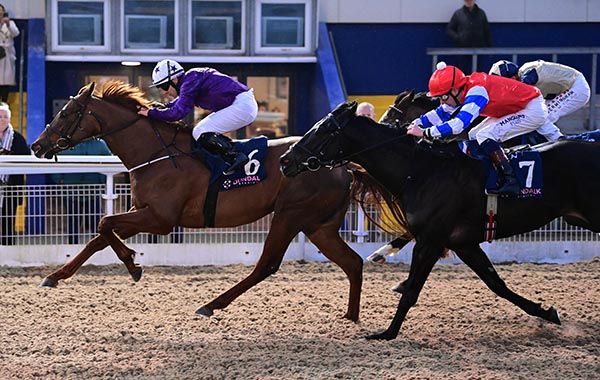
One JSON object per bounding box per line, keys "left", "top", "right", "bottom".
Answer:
{"left": 390, "top": 282, "right": 406, "bottom": 294}
{"left": 547, "top": 306, "right": 561, "bottom": 325}
{"left": 195, "top": 306, "right": 214, "bottom": 317}
{"left": 367, "top": 253, "right": 386, "bottom": 264}
{"left": 39, "top": 277, "right": 58, "bottom": 288}
{"left": 365, "top": 330, "right": 397, "bottom": 341}
{"left": 131, "top": 266, "right": 143, "bottom": 282}
{"left": 342, "top": 312, "right": 359, "bottom": 323}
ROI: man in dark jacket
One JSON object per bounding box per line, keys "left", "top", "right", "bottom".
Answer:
{"left": 447, "top": 0, "right": 492, "bottom": 48}
{"left": 0, "top": 103, "right": 30, "bottom": 245}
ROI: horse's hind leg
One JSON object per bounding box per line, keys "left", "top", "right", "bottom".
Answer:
{"left": 306, "top": 227, "right": 363, "bottom": 322}
{"left": 453, "top": 244, "right": 561, "bottom": 325}
{"left": 40, "top": 235, "right": 111, "bottom": 287}
{"left": 196, "top": 214, "right": 301, "bottom": 317}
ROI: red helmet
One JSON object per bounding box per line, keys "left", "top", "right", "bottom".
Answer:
{"left": 427, "top": 62, "right": 467, "bottom": 97}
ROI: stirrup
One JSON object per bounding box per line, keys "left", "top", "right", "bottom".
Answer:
{"left": 222, "top": 154, "right": 249, "bottom": 176}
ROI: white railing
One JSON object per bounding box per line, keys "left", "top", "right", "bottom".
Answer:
{"left": 1, "top": 156, "right": 598, "bottom": 265}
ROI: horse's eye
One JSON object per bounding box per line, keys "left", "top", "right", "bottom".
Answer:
{"left": 320, "top": 121, "right": 338, "bottom": 134}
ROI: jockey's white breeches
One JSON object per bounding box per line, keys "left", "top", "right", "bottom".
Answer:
{"left": 546, "top": 73, "right": 591, "bottom": 124}
{"left": 469, "top": 95, "right": 550, "bottom": 144}
{"left": 524, "top": 73, "right": 590, "bottom": 142}
{"left": 192, "top": 89, "right": 258, "bottom": 140}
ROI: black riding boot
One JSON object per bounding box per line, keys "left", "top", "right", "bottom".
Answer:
{"left": 481, "top": 139, "right": 520, "bottom": 195}
{"left": 198, "top": 132, "right": 249, "bottom": 175}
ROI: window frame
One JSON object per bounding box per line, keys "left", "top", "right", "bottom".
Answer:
{"left": 50, "top": 0, "right": 111, "bottom": 53}
{"left": 253, "top": 0, "right": 313, "bottom": 55}
{"left": 120, "top": 0, "right": 180, "bottom": 54}
{"left": 188, "top": 0, "right": 246, "bottom": 55}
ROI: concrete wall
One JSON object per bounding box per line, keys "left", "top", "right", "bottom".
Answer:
{"left": 2, "top": 240, "right": 597, "bottom": 267}
{"left": 320, "top": 0, "right": 600, "bottom": 23}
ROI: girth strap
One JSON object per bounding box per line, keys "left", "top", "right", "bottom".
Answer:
{"left": 202, "top": 175, "right": 225, "bottom": 228}
{"left": 485, "top": 194, "right": 498, "bottom": 242}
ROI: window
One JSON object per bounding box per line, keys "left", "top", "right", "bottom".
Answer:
{"left": 189, "top": 0, "right": 244, "bottom": 53}
{"left": 254, "top": 0, "right": 313, "bottom": 54}
{"left": 245, "top": 76, "right": 289, "bottom": 138}
{"left": 125, "top": 15, "right": 167, "bottom": 48}
{"left": 51, "top": 0, "right": 110, "bottom": 52}
{"left": 262, "top": 16, "right": 303, "bottom": 47}
{"left": 122, "top": 0, "right": 177, "bottom": 52}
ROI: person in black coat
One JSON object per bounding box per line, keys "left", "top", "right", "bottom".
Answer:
{"left": 447, "top": 0, "right": 492, "bottom": 48}
{"left": 0, "top": 103, "right": 29, "bottom": 245}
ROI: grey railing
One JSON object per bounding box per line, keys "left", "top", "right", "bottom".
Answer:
{"left": 427, "top": 47, "right": 600, "bottom": 130}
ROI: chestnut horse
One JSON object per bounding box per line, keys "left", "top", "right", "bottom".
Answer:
{"left": 31, "top": 81, "right": 363, "bottom": 321}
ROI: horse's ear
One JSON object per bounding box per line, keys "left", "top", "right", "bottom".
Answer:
{"left": 348, "top": 101, "right": 358, "bottom": 114}
{"left": 78, "top": 82, "right": 96, "bottom": 97}
{"left": 396, "top": 90, "right": 415, "bottom": 110}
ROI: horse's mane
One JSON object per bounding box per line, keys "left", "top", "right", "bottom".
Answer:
{"left": 91, "top": 80, "right": 191, "bottom": 132}
{"left": 344, "top": 113, "right": 412, "bottom": 236}
{"left": 93, "top": 80, "right": 153, "bottom": 111}
{"left": 349, "top": 164, "right": 411, "bottom": 237}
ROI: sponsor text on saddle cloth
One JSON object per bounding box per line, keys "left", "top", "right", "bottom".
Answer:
{"left": 196, "top": 135, "right": 268, "bottom": 190}
{"left": 459, "top": 140, "right": 543, "bottom": 198}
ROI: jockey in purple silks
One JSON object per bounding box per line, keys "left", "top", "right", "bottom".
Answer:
{"left": 138, "top": 59, "right": 258, "bottom": 174}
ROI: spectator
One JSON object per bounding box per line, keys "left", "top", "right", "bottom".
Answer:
{"left": 447, "top": 0, "right": 491, "bottom": 73}
{"left": 257, "top": 101, "right": 269, "bottom": 112}
{"left": 447, "top": 0, "right": 492, "bottom": 48}
{"left": 50, "top": 139, "right": 112, "bottom": 244}
{"left": 356, "top": 102, "right": 376, "bottom": 120}
{"left": 0, "top": 102, "right": 28, "bottom": 245}
{"left": 0, "top": 4, "right": 19, "bottom": 103}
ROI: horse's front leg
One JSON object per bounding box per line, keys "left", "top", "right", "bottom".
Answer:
{"left": 39, "top": 207, "right": 160, "bottom": 287}
{"left": 453, "top": 244, "right": 560, "bottom": 325}
{"left": 97, "top": 207, "right": 173, "bottom": 282}
{"left": 366, "top": 240, "right": 442, "bottom": 340}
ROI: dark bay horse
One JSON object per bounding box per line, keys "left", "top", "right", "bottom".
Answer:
{"left": 280, "top": 101, "right": 600, "bottom": 340}
{"left": 31, "top": 81, "right": 363, "bottom": 321}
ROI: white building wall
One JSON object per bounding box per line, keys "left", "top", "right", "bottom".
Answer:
{"left": 2, "top": 0, "right": 45, "bottom": 19}
{"left": 4, "top": 1, "right": 599, "bottom": 22}
{"left": 320, "top": 0, "right": 600, "bottom": 23}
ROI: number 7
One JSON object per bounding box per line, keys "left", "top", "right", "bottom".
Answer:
{"left": 518, "top": 160, "right": 535, "bottom": 188}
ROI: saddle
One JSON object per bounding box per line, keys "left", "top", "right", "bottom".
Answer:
{"left": 192, "top": 135, "right": 268, "bottom": 191}
{"left": 193, "top": 135, "right": 269, "bottom": 228}
{"left": 459, "top": 140, "right": 543, "bottom": 198}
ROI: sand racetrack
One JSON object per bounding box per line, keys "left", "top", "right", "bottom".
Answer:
{"left": 0, "top": 259, "right": 599, "bottom": 379}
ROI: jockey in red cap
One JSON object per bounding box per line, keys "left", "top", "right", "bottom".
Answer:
{"left": 407, "top": 62, "right": 560, "bottom": 195}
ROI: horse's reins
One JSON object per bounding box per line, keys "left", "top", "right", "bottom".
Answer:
{"left": 296, "top": 109, "right": 410, "bottom": 171}
{"left": 43, "top": 94, "right": 183, "bottom": 172}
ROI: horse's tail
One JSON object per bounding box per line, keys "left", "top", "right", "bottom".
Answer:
{"left": 348, "top": 164, "right": 412, "bottom": 238}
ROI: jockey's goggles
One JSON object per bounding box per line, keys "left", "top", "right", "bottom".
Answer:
{"left": 157, "top": 81, "right": 170, "bottom": 91}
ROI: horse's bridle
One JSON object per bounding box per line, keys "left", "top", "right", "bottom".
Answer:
{"left": 293, "top": 113, "right": 347, "bottom": 172}
{"left": 293, "top": 110, "right": 411, "bottom": 172}
{"left": 41, "top": 94, "right": 142, "bottom": 154}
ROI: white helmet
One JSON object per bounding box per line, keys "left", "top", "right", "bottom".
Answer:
{"left": 151, "top": 59, "right": 184, "bottom": 88}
